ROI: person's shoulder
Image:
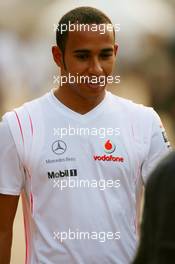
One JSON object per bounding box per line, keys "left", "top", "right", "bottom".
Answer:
{"left": 23, "top": 91, "right": 50, "bottom": 109}
{"left": 2, "top": 91, "right": 50, "bottom": 128}
{"left": 11, "top": 91, "right": 50, "bottom": 115}
{"left": 109, "top": 92, "right": 155, "bottom": 118}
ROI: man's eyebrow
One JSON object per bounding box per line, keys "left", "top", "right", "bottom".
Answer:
{"left": 100, "top": 48, "right": 114, "bottom": 52}
{"left": 73, "top": 49, "right": 90, "bottom": 53}
{"left": 73, "top": 48, "right": 114, "bottom": 53}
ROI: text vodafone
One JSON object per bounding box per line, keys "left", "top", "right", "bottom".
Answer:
{"left": 94, "top": 154, "right": 124, "bottom": 162}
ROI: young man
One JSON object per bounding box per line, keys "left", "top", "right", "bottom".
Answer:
{"left": 0, "top": 6, "right": 171, "bottom": 264}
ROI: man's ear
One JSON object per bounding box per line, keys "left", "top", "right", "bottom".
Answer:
{"left": 52, "top": 46, "right": 64, "bottom": 68}
{"left": 114, "top": 43, "right": 118, "bottom": 56}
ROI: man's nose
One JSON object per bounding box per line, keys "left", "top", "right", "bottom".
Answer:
{"left": 88, "top": 58, "right": 103, "bottom": 75}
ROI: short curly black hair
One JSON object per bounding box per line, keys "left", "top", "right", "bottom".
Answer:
{"left": 56, "top": 6, "right": 114, "bottom": 55}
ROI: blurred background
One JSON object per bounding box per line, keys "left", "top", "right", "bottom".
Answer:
{"left": 0, "top": 0, "right": 174, "bottom": 263}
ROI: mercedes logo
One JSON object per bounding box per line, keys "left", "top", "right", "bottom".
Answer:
{"left": 52, "top": 140, "right": 67, "bottom": 155}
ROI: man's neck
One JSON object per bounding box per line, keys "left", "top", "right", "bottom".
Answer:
{"left": 53, "top": 85, "right": 106, "bottom": 115}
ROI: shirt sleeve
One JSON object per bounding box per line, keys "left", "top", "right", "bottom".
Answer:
{"left": 0, "top": 119, "right": 25, "bottom": 195}
{"left": 141, "top": 109, "right": 171, "bottom": 184}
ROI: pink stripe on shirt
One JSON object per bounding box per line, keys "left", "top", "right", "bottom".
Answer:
{"left": 14, "top": 110, "right": 24, "bottom": 144}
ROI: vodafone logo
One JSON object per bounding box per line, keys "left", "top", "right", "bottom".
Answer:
{"left": 94, "top": 155, "right": 124, "bottom": 162}
{"left": 104, "top": 140, "right": 116, "bottom": 154}
{"left": 93, "top": 140, "right": 124, "bottom": 162}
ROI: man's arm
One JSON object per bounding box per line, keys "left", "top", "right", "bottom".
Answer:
{"left": 0, "top": 194, "right": 19, "bottom": 264}
{"left": 0, "top": 118, "right": 25, "bottom": 264}
{"left": 137, "top": 109, "right": 171, "bottom": 237}
{"left": 141, "top": 109, "right": 171, "bottom": 184}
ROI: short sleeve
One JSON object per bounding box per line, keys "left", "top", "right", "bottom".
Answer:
{"left": 141, "top": 110, "right": 171, "bottom": 184}
{"left": 0, "top": 119, "right": 25, "bottom": 195}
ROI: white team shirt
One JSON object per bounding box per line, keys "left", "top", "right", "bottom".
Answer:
{"left": 0, "top": 90, "right": 170, "bottom": 264}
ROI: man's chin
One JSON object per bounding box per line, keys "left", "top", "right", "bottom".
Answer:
{"left": 69, "top": 83, "right": 106, "bottom": 99}
{"left": 83, "top": 84, "right": 106, "bottom": 98}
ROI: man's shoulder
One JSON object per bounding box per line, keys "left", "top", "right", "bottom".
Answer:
{"left": 109, "top": 92, "right": 154, "bottom": 118}
{"left": 23, "top": 92, "right": 49, "bottom": 109}
{"left": 2, "top": 92, "right": 49, "bottom": 127}
{"left": 9, "top": 92, "right": 50, "bottom": 116}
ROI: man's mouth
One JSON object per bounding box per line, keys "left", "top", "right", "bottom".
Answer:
{"left": 85, "top": 78, "right": 106, "bottom": 89}
{"left": 86, "top": 82, "right": 104, "bottom": 89}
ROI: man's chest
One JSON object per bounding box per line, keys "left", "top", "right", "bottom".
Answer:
{"left": 27, "top": 116, "right": 145, "bottom": 195}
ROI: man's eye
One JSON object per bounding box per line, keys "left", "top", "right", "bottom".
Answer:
{"left": 100, "top": 54, "right": 113, "bottom": 59}
{"left": 76, "top": 54, "right": 89, "bottom": 60}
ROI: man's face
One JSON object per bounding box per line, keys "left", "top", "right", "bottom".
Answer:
{"left": 54, "top": 24, "right": 118, "bottom": 99}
